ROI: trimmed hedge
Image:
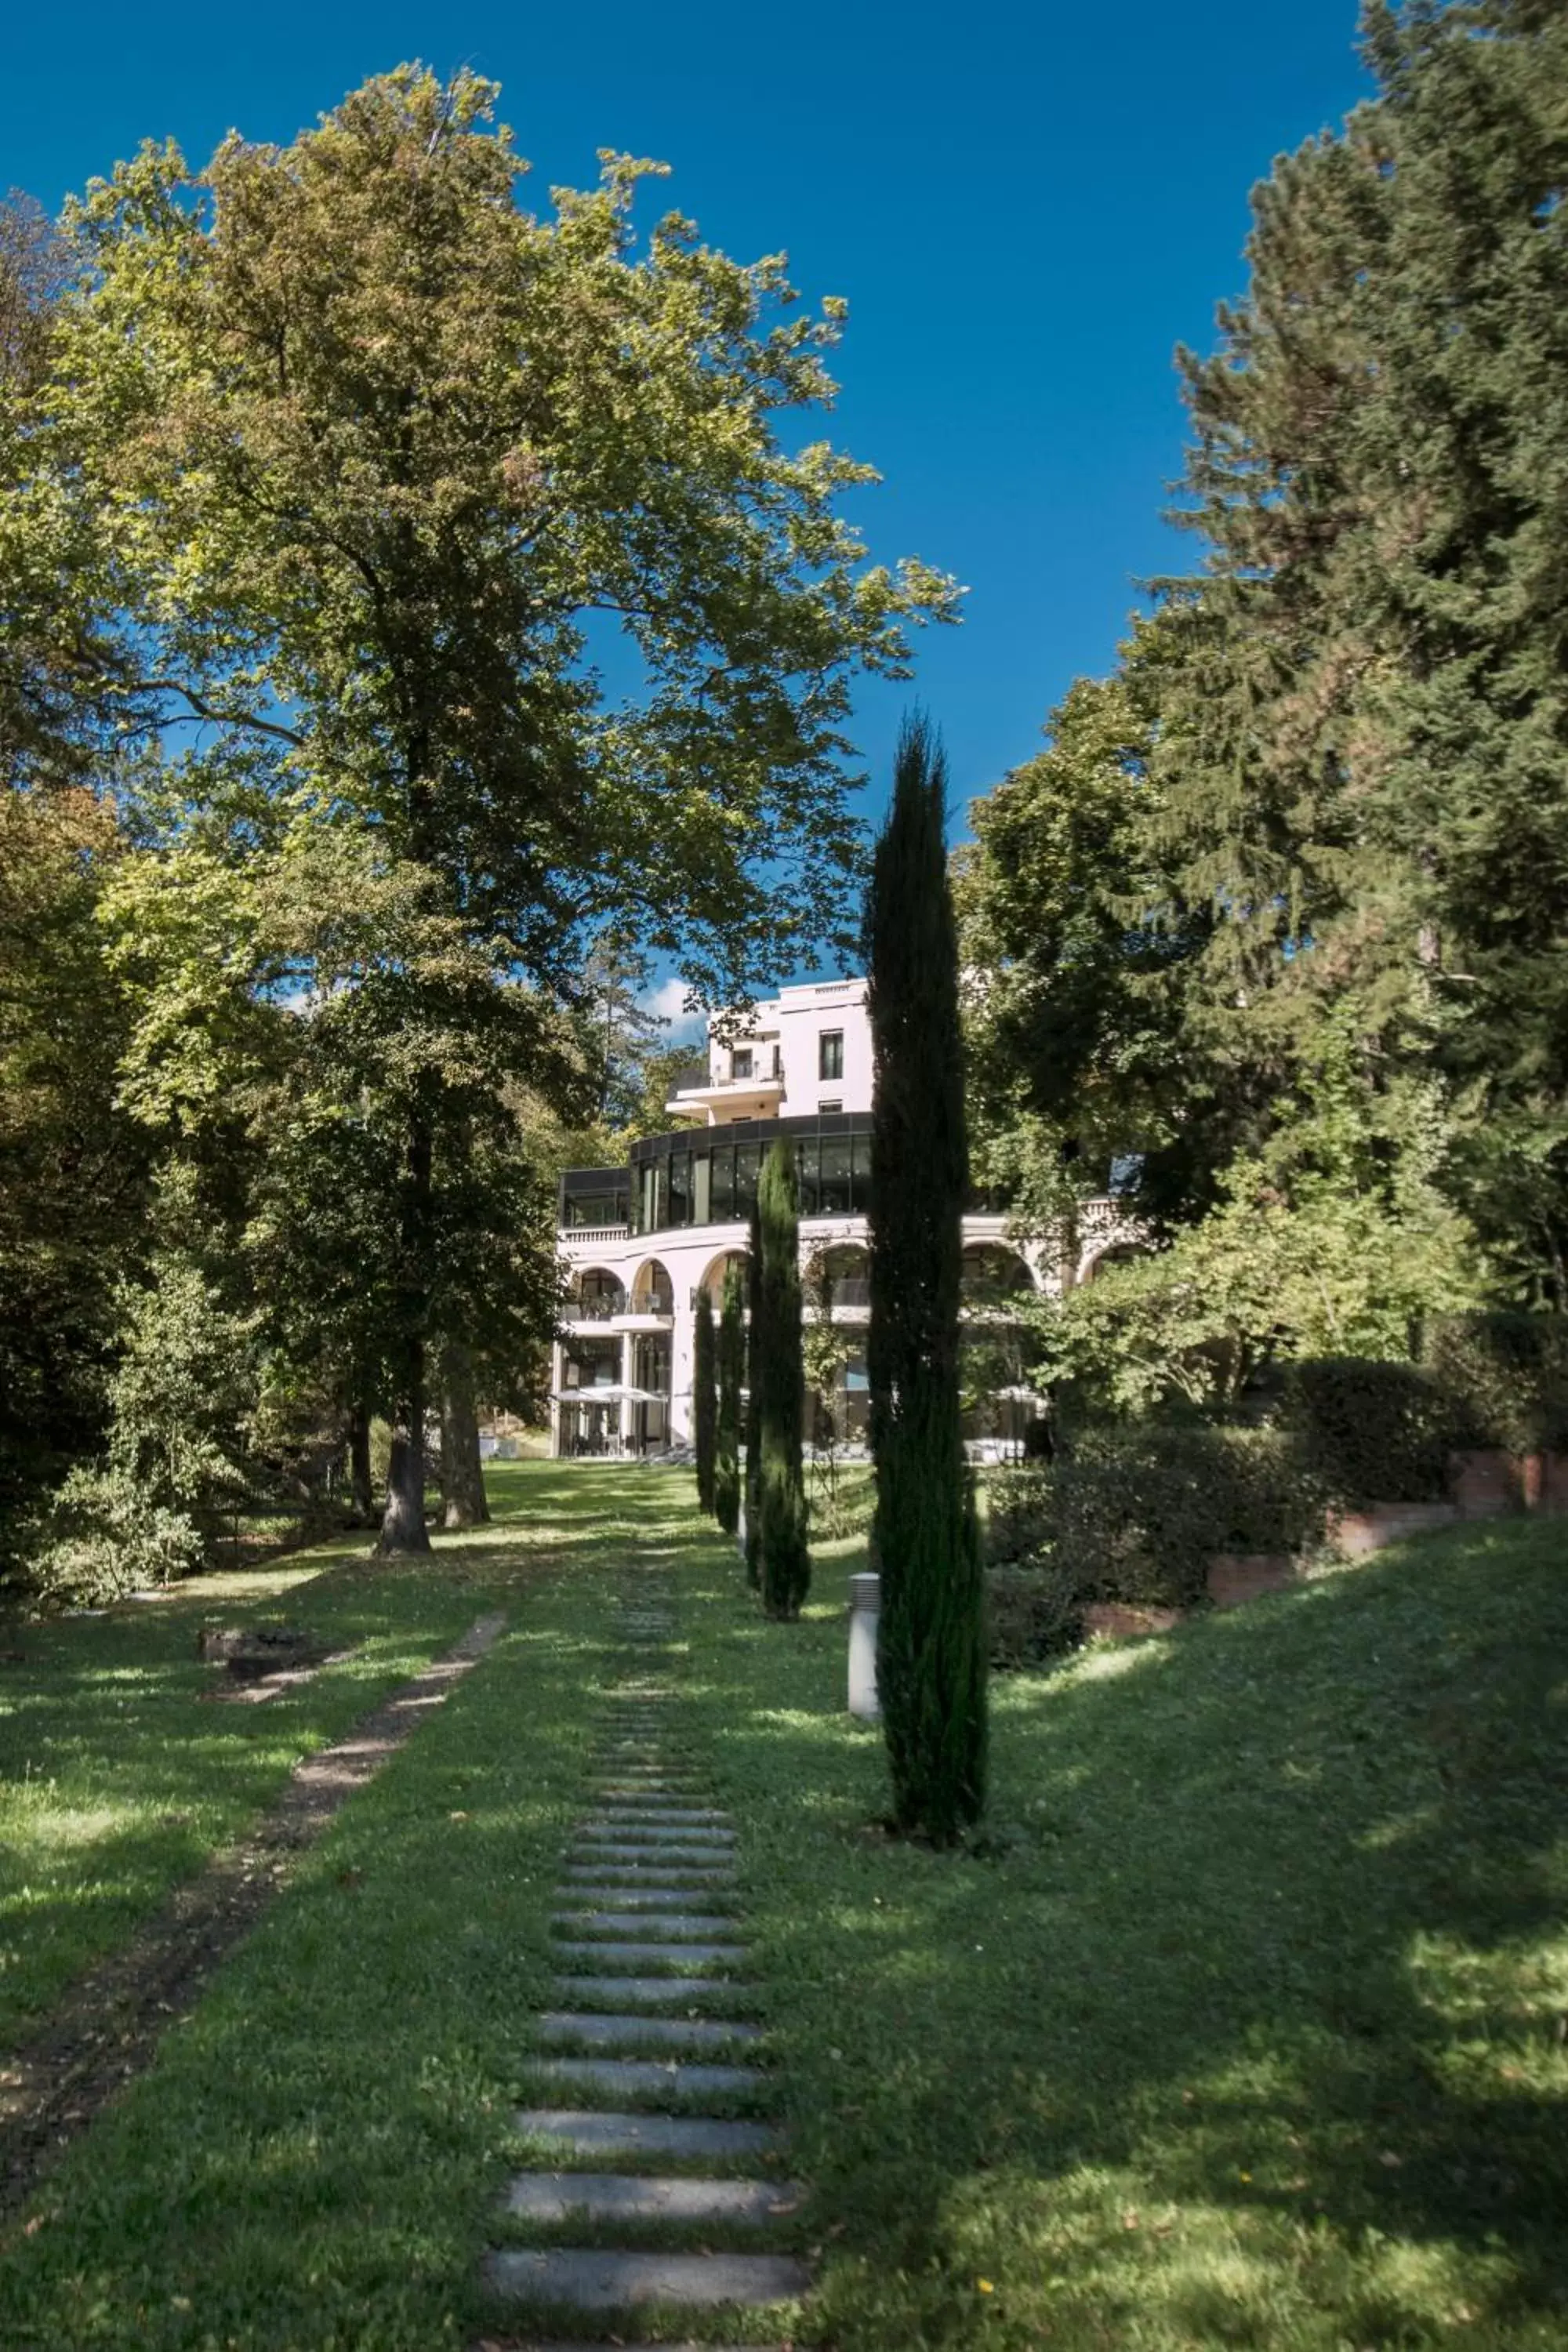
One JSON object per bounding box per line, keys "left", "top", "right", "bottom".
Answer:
{"left": 1277, "top": 1357, "right": 1452, "bottom": 1505}
{"left": 982, "top": 1316, "right": 1568, "bottom": 1670}
{"left": 987, "top": 1563, "right": 1087, "bottom": 1670}
{"left": 988, "top": 1423, "right": 1324, "bottom": 1626}
{"left": 1425, "top": 1313, "right": 1568, "bottom": 1456}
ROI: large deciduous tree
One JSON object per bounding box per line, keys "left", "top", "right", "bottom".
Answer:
{"left": 53, "top": 67, "right": 955, "bottom": 1548}
{"left": 755, "top": 1139, "right": 808, "bottom": 1619}
{"left": 866, "top": 717, "right": 986, "bottom": 1842}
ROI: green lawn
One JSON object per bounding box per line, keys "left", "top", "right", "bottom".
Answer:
{"left": 691, "top": 1508, "right": 1568, "bottom": 2351}
{"left": 1, "top": 1464, "right": 1565, "bottom": 2350}
{"left": 0, "top": 1528, "right": 489, "bottom": 2042}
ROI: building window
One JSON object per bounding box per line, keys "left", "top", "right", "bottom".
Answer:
{"left": 818, "top": 1098, "right": 842, "bottom": 1116}
{"left": 819, "top": 1031, "right": 844, "bottom": 1081}
{"left": 732, "top": 1049, "right": 753, "bottom": 1081}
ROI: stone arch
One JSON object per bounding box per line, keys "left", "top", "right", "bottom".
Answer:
{"left": 1078, "top": 1240, "right": 1146, "bottom": 1286}
{"left": 696, "top": 1249, "right": 749, "bottom": 1308}
{"left": 810, "top": 1240, "right": 869, "bottom": 1310}
{"left": 630, "top": 1257, "right": 674, "bottom": 1312}
{"left": 568, "top": 1266, "right": 626, "bottom": 1319}
{"left": 960, "top": 1241, "right": 1036, "bottom": 1305}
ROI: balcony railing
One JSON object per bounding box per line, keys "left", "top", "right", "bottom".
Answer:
{"left": 828, "top": 1276, "right": 870, "bottom": 1309}
{"left": 565, "top": 1293, "right": 626, "bottom": 1322}
{"left": 629, "top": 1290, "right": 674, "bottom": 1317}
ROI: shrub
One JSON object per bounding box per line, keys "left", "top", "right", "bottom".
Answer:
{"left": 988, "top": 1424, "right": 1324, "bottom": 1615}
{"left": 986, "top": 1563, "right": 1085, "bottom": 1670}
{"left": 27, "top": 1465, "right": 202, "bottom": 1608}
{"left": 1425, "top": 1314, "right": 1568, "bottom": 1457}
{"left": 1278, "top": 1357, "right": 1453, "bottom": 1504}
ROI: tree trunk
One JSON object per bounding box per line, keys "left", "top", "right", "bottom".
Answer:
{"left": 440, "top": 1343, "right": 490, "bottom": 1530}
{"left": 379, "top": 1339, "right": 432, "bottom": 1554}
{"left": 348, "top": 1396, "right": 374, "bottom": 1524}
{"left": 379, "top": 1100, "right": 435, "bottom": 1555}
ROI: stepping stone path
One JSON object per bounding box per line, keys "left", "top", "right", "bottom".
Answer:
{"left": 481, "top": 1577, "right": 809, "bottom": 2347}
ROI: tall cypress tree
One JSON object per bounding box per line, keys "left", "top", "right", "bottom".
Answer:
{"left": 714, "top": 1261, "right": 744, "bottom": 1535}
{"left": 743, "top": 1198, "right": 764, "bottom": 1587}
{"left": 866, "top": 713, "right": 987, "bottom": 1841}
{"left": 756, "top": 1137, "right": 810, "bottom": 1619}
{"left": 692, "top": 1287, "right": 717, "bottom": 1512}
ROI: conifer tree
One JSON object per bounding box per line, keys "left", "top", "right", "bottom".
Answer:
{"left": 692, "top": 1287, "right": 717, "bottom": 1514}
{"left": 756, "top": 1138, "right": 810, "bottom": 1618}
{"left": 743, "top": 1199, "right": 764, "bottom": 1587}
{"left": 714, "top": 1261, "right": 744, "bottom": 1534}
{"left": 866, "top": 715, "right": 987, "bottom": 1841}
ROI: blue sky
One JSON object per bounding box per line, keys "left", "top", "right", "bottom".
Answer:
{"left": 5, "top": 0, "right": 1371, "bottom": 994}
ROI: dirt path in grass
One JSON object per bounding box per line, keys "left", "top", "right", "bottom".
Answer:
{"left": 0, "top": 1611, "right": 506, "bottom": 2223}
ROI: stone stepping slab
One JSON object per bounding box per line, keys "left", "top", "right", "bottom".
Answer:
{"left": 572, "top": 1842, "right": 734, "bottom": 1863}
{"left": 590, "top": 1781, "right": 706, "bottom": 1798}
{"left": 526, "top": 2056, "right": 769, "bottom": 2102}
{"left": 590, "top": 1806, "right": 731, "bottom": 1827}
{"left": 537, "top": 2011, "right": 763, "bottom": 2052}
{"left": 564, "top": 1853, "right": 738, "bottom": 1872}
{"left": 552, "top": 1975, "right": 751, "bottom": 2009}
{"left": 554, "top": 1886, "right": 736, "bottom": 1912}
{"left": 551, "top": 1938, "right": 750, "bottom": 1971}
{"left": 483, "top": 2245, "right": 808, "bottom": 2310}
{"left": 511, "top": 2107, "right": 783, "bottom": 2161}
{"left": 500, "top": 2169, "right": 804, "bottom": 2224}
{"left": 551, "top": 1911, "right": 741, "bottom": 1940}
{"left": 571, "top": 1825, "right": 738, "bottom": 1844}
{"left": 577, "top": 1821, "right": 735, "bottom": 1843}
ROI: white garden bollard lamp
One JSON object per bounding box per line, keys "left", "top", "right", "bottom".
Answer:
{"left": 848, "top": 1571, "right": 881, "bottom": 1719}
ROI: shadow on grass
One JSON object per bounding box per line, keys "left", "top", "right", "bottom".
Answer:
{"left": 0, "top": 1462, "right": 702, "bottom": 2044}
{"left": 684, "top": 1516, "right": 1568, "bottom": 2349}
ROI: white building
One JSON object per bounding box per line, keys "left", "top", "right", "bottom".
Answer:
{"left": 549, "top": 977, "right": 1125, "bottom": 1457}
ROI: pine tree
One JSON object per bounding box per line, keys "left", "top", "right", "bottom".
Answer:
{"left": 714, "top": 1262, "right": 744, "bottom": 1535}
{"left": 692, "top": 1288, "right": 717, "bottom": 1514}
{"left": 866, "top": 714, "right": 987, "bottom": 1841}
{"left": 743, "top": 1198, "right": 764, "bottom": 1587}
{"left": 756, "top": 1138, "right": 810, "bottom": 1619}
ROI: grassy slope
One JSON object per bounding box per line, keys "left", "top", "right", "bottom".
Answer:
{"left": 0, "top": 1465, "right": 682, "bottom": 2351}
{"left": 0, "top": 1535, "right": 491, "bottom": 2042}
{"left": 0, "top": 1466, "right": 1564, "bottom": 2350}
{"left": 685, "top": 1510, "right": 1568, "bottom": 2350}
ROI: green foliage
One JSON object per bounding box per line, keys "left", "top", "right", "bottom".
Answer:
{"left": 959, "top": 1, "right": 1568, "bottom": 1326}
{"left": 989, "top": 1425, "right": 1326, "bottom": 1615}
{"left": 691, "top": 1288, "right": 717, "bottom": 1515}
{"left": 953, "top": 663, "right": 1203, "bottom": 1229}
{"left": 743, "top": 1198, "right": 763, "bottom": 1588}
{"left": 1044, "top": 1018, "right": 1482, "bottom": 1412}
{"left": 713, "top": 1261, "right": 743, "bottom": 1536}
{"left": 678, "top": 1484, "right": 1568, "bottom": 2351}
{"left": 0, "top": 788, "right": 147, "bottom": 1586}
{"left": 1277, "top": 1357, "right": 1454, "bottom": 1506}
{"left": 34, "top": 64, "right": 953, "bottom": 1552}
{"left": 26, "top": 1465, "right": 203, "bottom": 1607}
{"left": 756, "top": 1139, "right": 809, "bottom": 1619}
{"left": 1425, "top": 1312, "right": 1568, "bottom": 1456}
{"left": 984, "top": 1559, "right": 1087, "bottom": 1671}
{"left": 866, "top": 715, "right": 987, "bottom": 1838}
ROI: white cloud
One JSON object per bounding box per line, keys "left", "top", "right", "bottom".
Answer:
{"left": 644, "top": 977, "right": 706, "bottom": 1037}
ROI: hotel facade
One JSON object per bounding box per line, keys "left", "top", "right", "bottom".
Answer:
{"left": 549, "top": 978, "right": 1128, "bottom": 1458}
